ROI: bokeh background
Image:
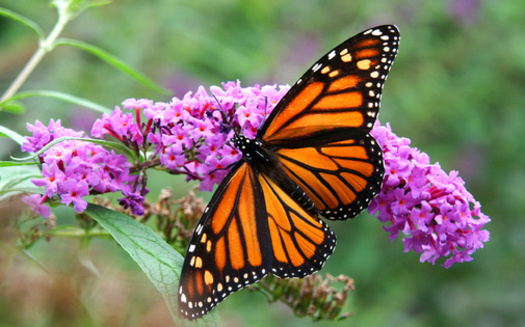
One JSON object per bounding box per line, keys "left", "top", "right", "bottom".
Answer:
{"left": 1, "top": 0, "right": 524, "bottom": 326}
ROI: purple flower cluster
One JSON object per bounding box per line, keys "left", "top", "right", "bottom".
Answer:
{"left": 94, "top": 81, "right": 289, "bottom": 192}
{"left": 21, "top": 119, "right": 137, "bottom": 217}
{"left": 369, "top": 122, "right": 490, "bottom": 268}
{"left": 22, "top": 81, "right": 490, "bottom": 267}
{"left": 23, "top": 81, "right": 289, "bottom": 217}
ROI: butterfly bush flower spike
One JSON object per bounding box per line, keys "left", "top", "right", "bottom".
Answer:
{"left": 22, "top": 119, "right": 140, "bottom": 216}
{"left": 369, "top": 122, "right": 490, "bottom": 268}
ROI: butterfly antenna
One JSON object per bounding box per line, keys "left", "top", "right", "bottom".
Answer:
{"left": 203, "top": 93, "right": 240, "bottom": 176}
{"left": 257, "top": 97, "right": 269, "bottom": 133}
{"left": 209, "top": 93, "right": 234, "bottom": 135}
{"left": 208, "top": 93, "right": 225, "bottom": 118}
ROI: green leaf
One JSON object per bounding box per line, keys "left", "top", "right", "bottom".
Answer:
{"left": 52, "top": 0, "right": 111, "bottom": 20}
{"left": 0, "top": 90, "right": 112, "bottom": 114}
{"left": 0, "top": 7, "right": 45, "bottom": 41}
{"left": 0, "top": 187, "right": 44, "bottom": 197}
{"left": 1, "top": 102, "right": 25, "bottom": 114}
{"left": 55, "top": 38, "right": 171, "bottom": 95}
{"left": 84, "top": 204, "right": 221, "bottom": 327}
{"left": 0, "top": 161, "right": 38, "bottom": 167}
{"left": 11, "top": 136, "right": 135, "bottom": 161}
{"left": 0, "top": 164, "right": 42, "bottom": 198}
{"left": 1, "top": 172, "right": 44, "bottom": 190}
{"left": 0, "top": 125, "right": 28, "bottom": 145}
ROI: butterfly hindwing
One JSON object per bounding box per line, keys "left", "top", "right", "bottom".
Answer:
{"left": 257, "top": 173, "right": 336, "bottom": 277}
{"left": 259, "top": 25, "right": 399, "bottom": 146}
{"left": 276, "top": 135, "right": 384, "bottom": 220}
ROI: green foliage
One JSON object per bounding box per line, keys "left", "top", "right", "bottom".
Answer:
{"left": 1, "top": 90, "right": 112, "bottom": 113}
{"left": 0, "top": 125, "right": 27, "bottom": 145}
{"left": 0, "top": 7, "right": 45, "bottom": 40}
{"left": 11, "top": 136, "right": 136, "bottom": 161}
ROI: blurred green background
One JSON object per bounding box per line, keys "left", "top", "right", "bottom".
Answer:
{"left": 1, "top": 0, "right": 524, "bottom": 326}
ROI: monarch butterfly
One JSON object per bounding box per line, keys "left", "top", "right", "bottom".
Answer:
{"left": 178, "top": 25, "right": 399, "bottom": 320}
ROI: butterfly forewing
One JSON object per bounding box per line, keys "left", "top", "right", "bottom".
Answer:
{"left": 178, "top": 162, "right": 272, "bottom": 320}
{"left": 259, "top": 25, "right": 399, "bottom": 146}
{"left": 258, "top": 25, "right": 398, "bottom": 220}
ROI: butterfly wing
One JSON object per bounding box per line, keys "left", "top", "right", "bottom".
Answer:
{"left": 178, "top": 161, "right": 269, "bottom": 320}
{"left": 178, "top": 161, "right": 336, "bottom": 320}
{"left": 275, "top": 135, "right": 384, "bottom": 220}
{"left": 259, "top": 25, "right": 399, "bottom": 219}
{"left": 256, "top": 171, "right": 336, "bottom": 278}
{"left": 259, "top": 25, "right": 399, "bottom": 146}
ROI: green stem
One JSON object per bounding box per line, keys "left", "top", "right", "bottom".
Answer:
{"left": 0, "top": 8, "right": 71, "bottom": 104}
{"left": 51, "top": 228, "right": 112, "bottom": 238}
{"left": 20, "top": 227, "right": 112, "bottom": 250}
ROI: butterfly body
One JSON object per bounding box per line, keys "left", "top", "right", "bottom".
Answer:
{"left": 179, "top": 25, "right": 400, "bottom": 320}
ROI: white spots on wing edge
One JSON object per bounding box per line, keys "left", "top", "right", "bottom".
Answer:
{"left": 312, "top": 62, "right": 322, "bottom": 72}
